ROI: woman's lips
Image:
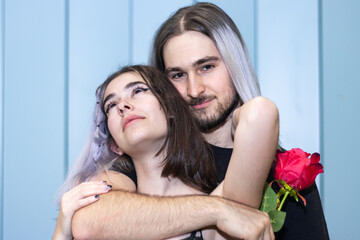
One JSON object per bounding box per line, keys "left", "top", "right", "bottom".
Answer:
{"left": 123, "top": 115, "right": 145, "bottom": 130}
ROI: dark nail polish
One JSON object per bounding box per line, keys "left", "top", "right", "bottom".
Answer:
{"left": 107, "top": 185, "right": 112, "bottom": 188}
{"left": 95, "top": 195, "right": 99, "bottom": 199}
{"left": 102, "top": 180, "right": 107, "bottom": 183}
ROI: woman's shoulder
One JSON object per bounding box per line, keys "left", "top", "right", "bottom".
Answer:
{"left": 91, "top": 170, "right": 136, "bottom": 192}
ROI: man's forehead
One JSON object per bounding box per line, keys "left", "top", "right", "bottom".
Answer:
{"left": 163, "top": 31, "right": 220, "bottom": 69}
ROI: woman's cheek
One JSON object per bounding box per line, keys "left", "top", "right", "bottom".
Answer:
{"left": 107, "top": 116, "right": 119, "bottom": 137}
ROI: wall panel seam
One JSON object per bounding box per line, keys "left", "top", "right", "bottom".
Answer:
{"left": 0, "top": 0, "right": 4, "bottom": 238}
{"left": 318, "top": 0, "right": 325, "bottom": 202}
{"left": 129, "top": 0, "right": 134, "bottom": 64}
{"left": 64, "top": 0, "right": 69, "bottom": 178}
{"left": 253, "top": 0, "right": 258, "bottom": 73}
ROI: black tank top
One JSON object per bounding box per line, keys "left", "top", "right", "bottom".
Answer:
{"left": 116, "top": 144, "right": 329, "bottom": 240}
{"left": 182, "top": 230, "right": 203, "bottom": 240}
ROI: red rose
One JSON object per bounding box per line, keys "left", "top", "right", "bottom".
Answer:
{"left": 274, "top": 148, "right": 324, "bottom": 191}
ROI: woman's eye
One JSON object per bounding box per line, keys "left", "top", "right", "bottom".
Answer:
{"left": 133, "top": 87, "right": 149, "bottom": 95}
{"left": 105, "top": 102, "right": 117, "bottom": 114}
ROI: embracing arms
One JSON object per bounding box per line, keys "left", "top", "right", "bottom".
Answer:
{"left": 71, "top": 171, "right": 271, "bottom": 240}
{"left": 70, "top": 96, "right": 278, "bottom": 240}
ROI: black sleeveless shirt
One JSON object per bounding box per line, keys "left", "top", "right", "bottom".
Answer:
{"left": 119, "top": 144, "right": 329, "bottom": 240}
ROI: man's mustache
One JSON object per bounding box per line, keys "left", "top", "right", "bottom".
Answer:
{"left": 188, "top": 95, "right": 215, "bottom": 106}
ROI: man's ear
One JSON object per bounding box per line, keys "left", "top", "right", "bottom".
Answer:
{"left": 110, "top": 140, "right": 124, "bottom": 155}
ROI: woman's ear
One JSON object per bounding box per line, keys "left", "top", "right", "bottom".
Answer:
{"left": 110, "top": 140, "right": 124, "bottom": 155}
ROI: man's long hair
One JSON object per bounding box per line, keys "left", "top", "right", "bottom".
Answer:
{"left": 150, "top": 2, "right": 261, "bottom": 105}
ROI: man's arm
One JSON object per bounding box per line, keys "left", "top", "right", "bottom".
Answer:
{"left": 72, "top": 171, "right": 272, "bottom": 240}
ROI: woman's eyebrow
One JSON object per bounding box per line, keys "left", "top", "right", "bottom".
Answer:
{"left": 102, "top": 81, "right": 147, "bottom": 109}
{"left": 124, "top": 81, "right": 147, "bottom": 90}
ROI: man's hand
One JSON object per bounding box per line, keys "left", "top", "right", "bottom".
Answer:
{"left": 216, "top": 198, "right": 274, "bottom": 240}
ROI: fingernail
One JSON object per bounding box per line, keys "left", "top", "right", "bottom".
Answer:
{"left": 95, "top": 195, "right": 99, "bottom": 199}
{"left": 102, "top": 180, "right": 107, "bottom": 183}
{"left": 106, "top": 185, "right": 112, "bottom": 189}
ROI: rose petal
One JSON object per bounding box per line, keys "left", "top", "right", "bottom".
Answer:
{"left": 292, "top": 148, "right": 310, "bottom": 158}
{"left": 310, "top": 153, "right": 321, "bottom": 164}
{"left": 298, "top": 163, "right": 324, "bottom": 190}
{"left": 274, "top": 148, "right": 324, "bottom": 191}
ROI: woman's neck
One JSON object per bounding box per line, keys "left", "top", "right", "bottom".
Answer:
{"left": 132, "top": 152, "right": 202, "bottom": 196}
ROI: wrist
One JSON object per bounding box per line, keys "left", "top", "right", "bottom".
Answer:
{"left": 202, "top": 195, "right": 228, "bottom": 227}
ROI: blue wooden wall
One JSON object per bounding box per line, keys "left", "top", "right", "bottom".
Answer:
{"left": 0, "top": 0, "right": 358, "bottom": 239}
{"left": 321, "top": 0, "right": 360, "bottom": 238}
{"left": 2, "top": 0, "right": 65, "bottom": 238}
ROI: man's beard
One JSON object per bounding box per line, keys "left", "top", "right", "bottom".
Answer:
{"left": 189, "top": 91, "right": 240, "bottom": 133}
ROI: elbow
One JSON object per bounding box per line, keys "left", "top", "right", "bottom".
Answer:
{"left": 245, "top": 97, "right": 279, "bottom": 125}
{"left": 71, "top": 209, "right": 95, "bottom": 240}
{"left": 240, "top": 97, "right": 280, "bottom": 139}
{"left": 72, "top": 229, "right": 90, "bottom": 240}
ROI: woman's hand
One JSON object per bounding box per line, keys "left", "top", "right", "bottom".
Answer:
{"left": 52, "top": 181, "right": 112, "bottom": 240}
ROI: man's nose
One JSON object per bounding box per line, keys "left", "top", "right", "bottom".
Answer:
{"left": 187, "top": 74, "right": 205, "bottom": 98}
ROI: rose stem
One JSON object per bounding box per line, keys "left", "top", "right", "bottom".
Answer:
{"left": 277, "top": 191, "right": 290, "bottom": 211}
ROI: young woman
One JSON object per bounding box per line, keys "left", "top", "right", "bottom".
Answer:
{"left": 53, "top": 65, "right": 278, "bottom": 240}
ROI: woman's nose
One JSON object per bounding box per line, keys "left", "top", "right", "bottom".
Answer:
{"left": 118, "top": 100, "right": 133, "bottom": 116}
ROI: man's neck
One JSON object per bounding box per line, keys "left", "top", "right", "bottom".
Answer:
{"left": 202, "top": 118, "right": 234, "bottom": 148}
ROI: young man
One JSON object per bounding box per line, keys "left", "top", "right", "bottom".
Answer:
{"left": 72, "top": 2, "right": 328, "bottom": 239}
{"left": 149, "top": 3, "right": 329, "bottom": 239}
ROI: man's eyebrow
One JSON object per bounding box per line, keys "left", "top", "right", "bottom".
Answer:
{"left": 165, "top": 67, "right": 182, "bottom": 75}
{"left": 165, "top": 56, "right": 220, "bottom": 75}
{"left": 193, "top": 56, "right": 219, "bottom": 67}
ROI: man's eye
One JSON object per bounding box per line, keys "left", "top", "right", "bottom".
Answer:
{"left": 171, "top": 72, "right": 185, "bottom": 79}
{"left": 202, "top": 64, "right": 214, "bottom": 71}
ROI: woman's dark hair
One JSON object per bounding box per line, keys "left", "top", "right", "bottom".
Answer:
{"left": 97, "top": 65, "right": 218, "bottom": 194}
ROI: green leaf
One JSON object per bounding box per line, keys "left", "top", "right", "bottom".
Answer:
{"left": 268, "top": 210, "right": 286, "bottom": 232}
{"left": 290, "top": 189, "right": 299, "bottom": 202}
{"left": 260, "top": 184, "right": 277, "bottom": 212}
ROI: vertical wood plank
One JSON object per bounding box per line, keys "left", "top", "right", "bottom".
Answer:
{"left": 257, "top": 0, "right": 320, "bottom": 154}
{"left": 321, "top": 0, "right": 360, "bottom": 238}
{"left": 3, "top": 0, "right": 65, "bottom": 238}
{"left": 68, "top": 0, "right": 130, "bottom": 168}
{"left": 132, "top": 0, "right": 192, "bottom": 64}
{"left": 204, "top": 0, "right": 255, "bottom": 63}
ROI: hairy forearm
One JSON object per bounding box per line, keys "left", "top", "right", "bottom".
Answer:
{"left": 72, "top": 190, "right": 222, "bottom": 240}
